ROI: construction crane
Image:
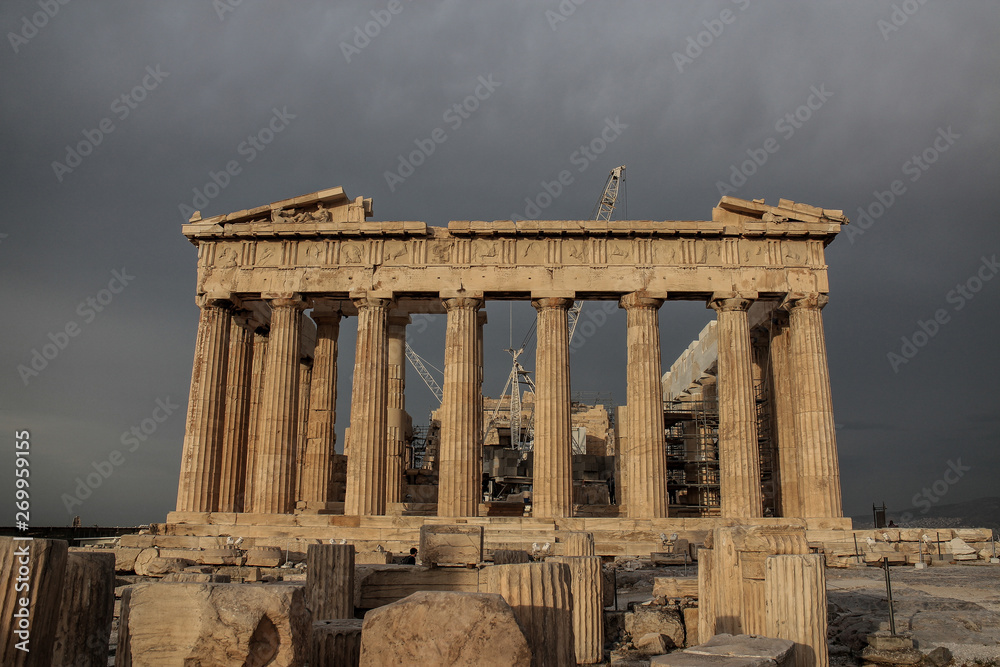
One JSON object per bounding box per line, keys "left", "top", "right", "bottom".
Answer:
{"left": 568, "top": 165, "right": 626, "bottom": 341}
{"left": 482, "top": 347, "right": 536, "bottom": 453}
{"left": 404, "top": 342, "right": 443, "bottom": 404}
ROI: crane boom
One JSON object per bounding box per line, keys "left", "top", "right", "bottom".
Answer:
{"left": 570, "top": 165, "right": 625, "bottom": 341}
{"left": 405, "top": 342, "right": 444, "bottom": 404}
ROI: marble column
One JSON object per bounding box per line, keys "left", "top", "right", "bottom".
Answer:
{"left": 299, "top": 307, "right": 341, "bottom": 507}
{"left": 344, "top": 296, "right": 392, "bottom": 516}
{"left": 438, "top": 297, "right": 483, "bottom": 517}
{"left": 385, "top": 313, "right": 410, "bottom": 505}
{"left": 294, "top": 355, "right": 313, "bottom": 505}
{"left": 176, "top": 297, "right": 232, "bottom": 513}
{"left": 769, "top": 311, "right": 802, "bottom": 518}
{"left": 709, "top": 293, "right": 763, "bottom": 519}
{"left": 248, "top": 295, "right": 306, "bottom": 514}
{"left": 216, "top": 315, "right": 254, "bottom": 513}
{"left": 620, "top": 292, "right": 668, "bottom": 519}
{"left": 476, "top": 311, "right": 487, "bottom": 455}
{"left": 243, "top": 325, "right": 268, "bottom": 512}
{"left": 531, "top": 297, "right": 573, "bottom": 519}
{"left": 782, "top": 293, "right": 842, "bottom": 518}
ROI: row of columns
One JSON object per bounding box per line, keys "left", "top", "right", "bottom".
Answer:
{"left": 708, "top": 292, "right": 842, "bottom": 520}
{"left": 176, "top": 288, "right": 840, "bottom": 520}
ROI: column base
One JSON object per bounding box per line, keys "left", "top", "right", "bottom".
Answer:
{"left": 295, "top": 501, "right": 346, "bottom": 515}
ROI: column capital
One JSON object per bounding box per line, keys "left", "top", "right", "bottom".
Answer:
{"left": 531, "top": 297, "right": 574, "bottom": 311}
{"left": 262, "top": 292, "right": 308, "bottom": 310}
{"left": 387, "top": 309, "right": 412, "bottom": 328}
{"left": 442, "top": 296, "right": 484, "bottom": 311}
{"left": 310, "top": 298, "right": 347, "bottom": 324}
{"left": 619, "top": 292, "right": 663, "bottom": 310}
{"left": 780, "top": 292, "right": 829, "bottom": 312}
{"left": 351, "top": 295, "right": 394, "bottom": 311}
{"left": 708, "top": 291, "right": 757, "bottom": 312}
{"left": 195, "top": 294, "right": 238, "bottom": 311}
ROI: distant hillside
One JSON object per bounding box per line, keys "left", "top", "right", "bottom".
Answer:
{"left": 851, "top": 496, "right": 1000, "bottom": 534}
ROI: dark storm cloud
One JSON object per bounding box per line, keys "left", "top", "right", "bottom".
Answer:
{"left": 1, "top": 1, "right": 997, "bottom": 525}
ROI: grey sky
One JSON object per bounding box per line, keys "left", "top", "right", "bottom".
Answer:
{"left": 2, "top": 1, "right": 997, "bottom": 526}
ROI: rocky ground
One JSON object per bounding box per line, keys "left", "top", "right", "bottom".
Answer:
{"left": 604, "top": 560, "right": 1000, "bottom": 666}
{"left": 827, "top": 563, "right": 1000, "bottom": 665}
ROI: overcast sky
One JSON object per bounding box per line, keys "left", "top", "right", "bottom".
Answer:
{"left": 2, "top": 1, "right": 997, "bottom": 527}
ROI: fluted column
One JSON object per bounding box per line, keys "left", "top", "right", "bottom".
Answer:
{"left": 483, "top": 562, "right": 575, "bottom": 667}
{"left": 550, "top": 556, "right": 604, "bottom": 664}
{"left": 300, "top": 308, "right": 341, "bottom": 506}
{"left": 248, "top": 294, "right": 306, "bottom": 514}
{"left": 709, "top": 293, "right": 763, "bottom": 519}
{"left": 769, "top": 311, "right": 802, "bottom": 517}
{"left": 620, "top": 292, "right": 668, "bottom": 519}
{"left": 475, "top": 311, "right": 487, "bottom": 454}
{"left": 295, "top": 356, "right": 313, "bottom": 504}
{"left": 345, "top": 295, "right": 392, "bottom": 516}
{"left": 0, "top": 537, "right": 67, "bottom": 666}
{"left": 386, "top": 313, "right": 409, "bottom": 505}
{"left": 176, "top": 297, "right": 232, "bottom": 512}
{"left": 531, "top": 297, "right": 574, "bottom": 519}
{"left": 243, "top": 326, "right": 269, "bottom": 511}
{"left": 438, "top": 297, "right": 483, "bottom": 517}
{"left": 765, "top": 554, "right": 829, "bottom": 667}
{"left": 783, "top": 293, "right": 842, "bottom": 518}
{"left": 306, "top": 544, "right": 355, "bottom": 620}
{"left": 217, "top": 316, "right": 253, "bottom": 512}
{"left": 52, "top": 552, "right": 115, "bottom": 666}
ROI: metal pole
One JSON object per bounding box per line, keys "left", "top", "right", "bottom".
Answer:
{"left": 853, "top": 534, "right": 861, "bottom": 563}
{"left": 883, "top": 557, "right": 896, "bottom": 635}
{"left": 936, "top": 531, "right": 942, "bottom": 559}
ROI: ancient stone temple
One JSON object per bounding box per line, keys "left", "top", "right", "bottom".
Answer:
{"left": 168, "top": 186, "right": 851, "bottom": 547}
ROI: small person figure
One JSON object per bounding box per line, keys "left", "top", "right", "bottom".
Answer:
{"left": 401, "top": 547, "right": 417, "bottom": 565}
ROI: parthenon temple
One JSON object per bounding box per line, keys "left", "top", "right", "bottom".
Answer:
{"left": 166, "top": 186, "right": 852, "bottom": 545}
